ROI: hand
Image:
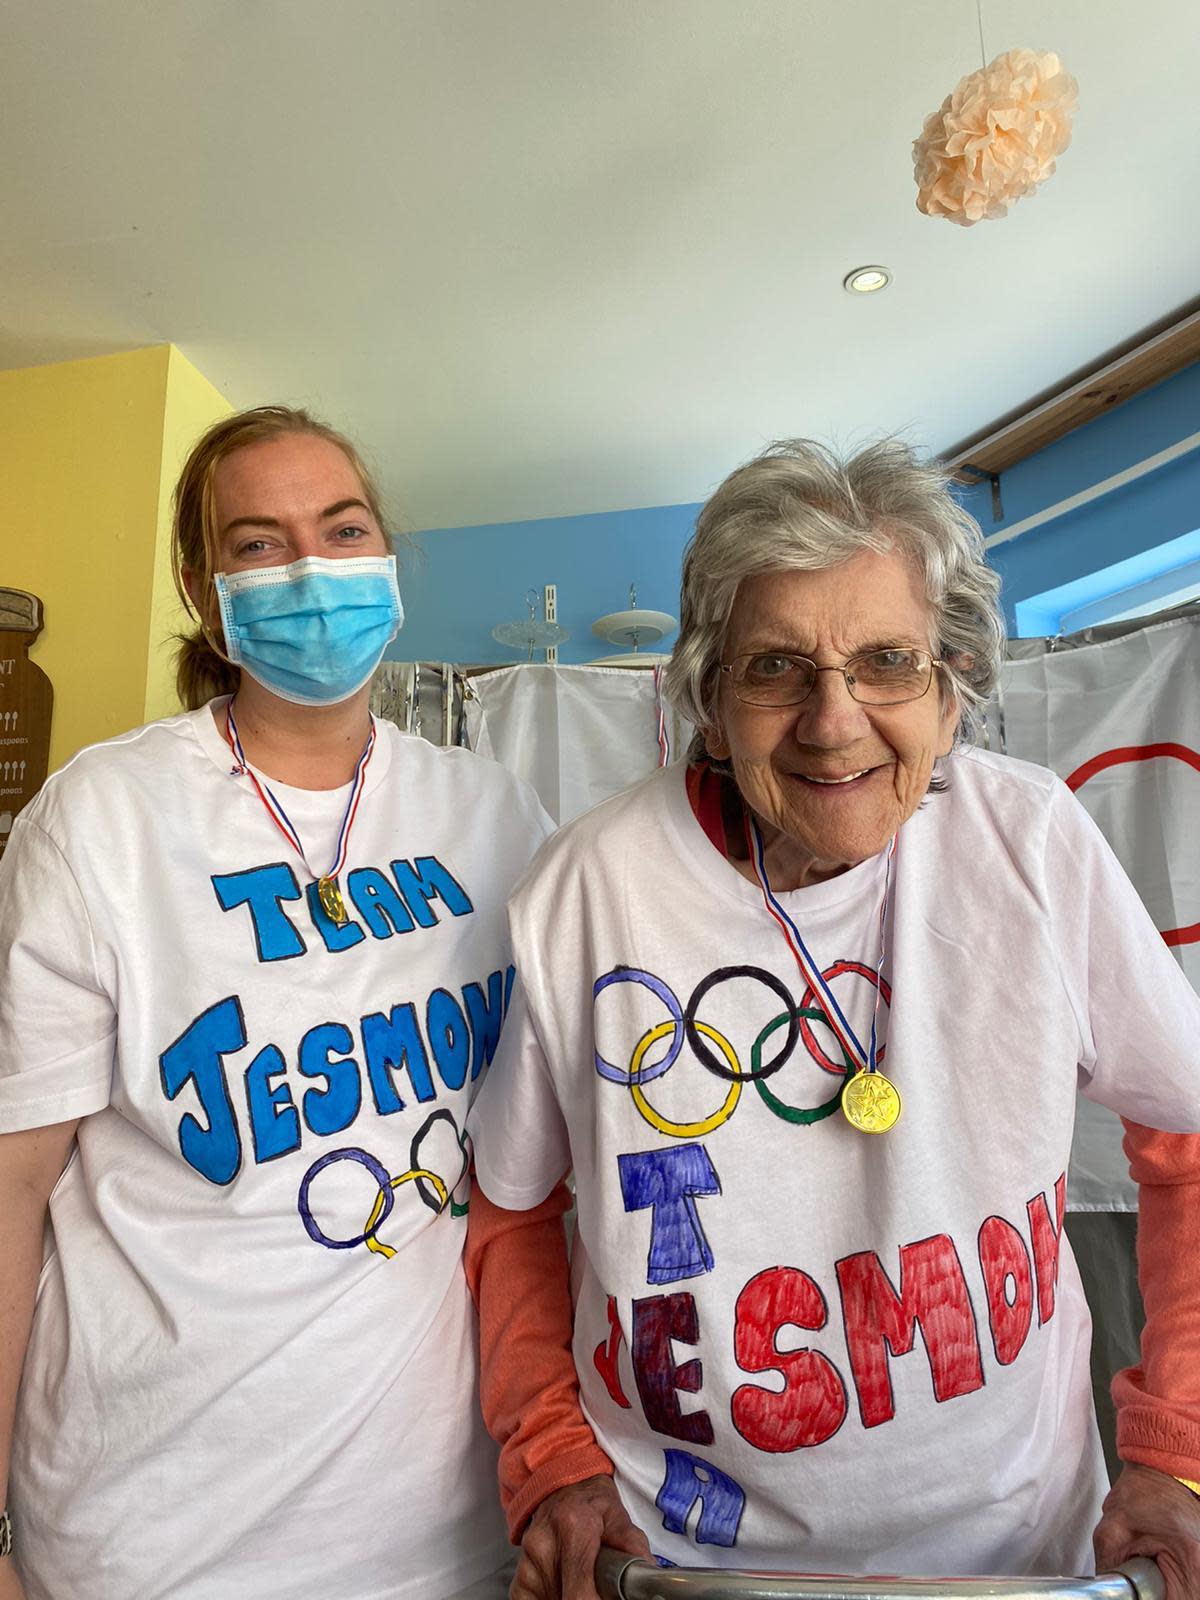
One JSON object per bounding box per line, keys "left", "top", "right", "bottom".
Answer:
{"left": 512, "top": 1474, "right": 651, "bottom": 1600}
{"left": 1094, "top": 1463, "right": 1200, "bottom": 1599}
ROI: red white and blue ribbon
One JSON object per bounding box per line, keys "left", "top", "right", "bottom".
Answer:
{"left": 653, "top": 666, "right": 670, "bottom": 767}
{"left": 224, "top": 701, "right": 376, "bottom": 886}
{"left": 747, "top": 815, "right": 894, "bottom": 1075}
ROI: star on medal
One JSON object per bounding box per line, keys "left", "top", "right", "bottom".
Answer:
{"left": 841, "top": 1069, "right": 902, "bottom": 1134}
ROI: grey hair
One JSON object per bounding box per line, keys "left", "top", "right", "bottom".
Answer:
{"left": 664, "top": 437, "right": 1006, "bottom": 759}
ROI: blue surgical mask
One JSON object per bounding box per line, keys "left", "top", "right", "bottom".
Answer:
{"left": 214, "top": 555, "right": 404, "bottom": 707}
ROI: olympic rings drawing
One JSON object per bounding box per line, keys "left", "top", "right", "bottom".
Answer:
{"left": 364, "top": 1166, "right": 448, "bottom": 1258}
{"left": 594, "top": 968, "right": 684, "bottom": 1084}
{"left": 629, "top": 1019, "right": 743, "bottom": 1137}
{"left": 297, "top": 1108, "right": 470, "bottom": 1254}
{"left": 594, "top": 962, "right": 880, "bottom": 1137}
{"left": 684, "top": 966, "right": 799, "bottom": 1082}
{"left": 753, "top": 1008, "right": 853, "bottom": 1125}
{"left": 798, "top": 960, "right": 891, "bottom": 1076}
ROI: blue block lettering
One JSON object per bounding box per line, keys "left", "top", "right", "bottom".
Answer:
{"left": 427, "top": 987, "right": 471, "bottom": 1091}
{"left": 656, "top": 1450, "right": 745, "bottom": 1548}
{"left": 361, "top": 1003, "right": 436, "bottom": 1113}
{"left": 212, "top": 863, "right": 306, "bottom": 962}
{"left": 298, "top": 1022, "right": 363, "bottom": 1136}
{"left": 504, "top": 963, "right": 516, "bottom": 1013}
{"left": 463, "top": 970, "right": 506, "bottom": 1080}
{"left": 346, "top": 867, "right": 416, "bottom": 939}
{"left": 391, "top": 856, "right": 474, "bottom": 926}
{"left": 159, "top": 995, "right": 247, "bottom": 1185}
{"left": 306, "top": 880, "right": 366, "bottom": 954}
{"left": 244, "top": 1043, "right": 301, "bottom": 1163}
{"left": 618, "top": 1144, "right": 722, "bottom": 1285}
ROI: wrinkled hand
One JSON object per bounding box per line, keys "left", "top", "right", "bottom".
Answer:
{"left": 512, "top": 1474, "right": 651, "bottom": 1600}
{"left": 1094, "top": 1463, "right": 1200, "bottom": 1599}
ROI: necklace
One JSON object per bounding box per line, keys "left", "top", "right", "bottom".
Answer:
{"left": 746, "top": 814, "right": 901, "bottom": 1134}
{"left": 222, "top": 700, "right": 376, "bottom": 926}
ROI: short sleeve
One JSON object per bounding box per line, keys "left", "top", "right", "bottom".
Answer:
{"left": 469, "top": 976, "right": 571, "bottom": 1211}
{"left": 1047, "top": 782, "right": 1200, "bottom": 1132}
{"left": 0, "top": 816, "right": 115, "bottom": 1131}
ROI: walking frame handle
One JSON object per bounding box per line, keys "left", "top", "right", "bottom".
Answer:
{"left": 595, "top": 1547, "right": 1166, "bottom": 1600}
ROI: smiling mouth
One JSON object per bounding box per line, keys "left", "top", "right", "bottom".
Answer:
{"left": 791, "top": 766, "right": 876, "bottom": 787}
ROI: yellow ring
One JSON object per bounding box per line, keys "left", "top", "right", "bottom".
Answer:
{"left": 629, "top": 1019, "right": 742, "bottom": 1137}
{"left": 364, "top": 1166, "right": 450, "bottom": 1259}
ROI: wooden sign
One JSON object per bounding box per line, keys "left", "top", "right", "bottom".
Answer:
{"left": 0, "top": 589, "right": 53, "bottom": 861}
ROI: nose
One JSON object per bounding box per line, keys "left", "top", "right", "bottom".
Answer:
{"left": 792, "top": 666, "right": 871, "bottom": 748}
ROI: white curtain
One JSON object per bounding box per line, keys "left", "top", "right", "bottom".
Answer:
{"left": 991, "top": 608, "right": 1200, "bottom": 1210}
{"left": 464, "top": 664, "right": 692, "bottom": 825}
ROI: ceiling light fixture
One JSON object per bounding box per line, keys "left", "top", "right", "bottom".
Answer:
{"left": 843, "top": 266, "right": 891, "bottom": 295}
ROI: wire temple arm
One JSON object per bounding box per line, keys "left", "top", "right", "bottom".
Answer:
{"left": 594, "top": 1548, "right": 1165, "bottom": 1600}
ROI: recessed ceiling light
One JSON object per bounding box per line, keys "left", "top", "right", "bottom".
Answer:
{"left": 843, "top": 265, "right": 892, "bottom": 294}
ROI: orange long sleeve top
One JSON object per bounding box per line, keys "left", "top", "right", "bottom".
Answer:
{"left": 465, "top": 767, "right": 1200, "bottom": 1541}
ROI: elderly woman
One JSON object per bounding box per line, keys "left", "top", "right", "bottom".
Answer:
{"left": 466, "top": 439, "right": 1200, "bottom": 1597}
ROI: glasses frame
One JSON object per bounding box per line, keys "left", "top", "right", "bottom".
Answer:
{"left": 719, "top": 647, "right": 944, "bottom": 709}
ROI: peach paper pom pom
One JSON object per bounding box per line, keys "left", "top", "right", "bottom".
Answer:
{"left": 913, "top": 48, "right": 1078, "bottom": 225}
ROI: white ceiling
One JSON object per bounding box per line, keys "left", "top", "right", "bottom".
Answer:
{"left": 2, "top": 0, "right": 1197, "bottom": 530}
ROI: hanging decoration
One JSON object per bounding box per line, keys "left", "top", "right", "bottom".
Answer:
{"left": 913, "top": 25, "right": 1078, "bottom": 227}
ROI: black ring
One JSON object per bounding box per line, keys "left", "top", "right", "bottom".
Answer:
{"left": 409, "top": 1107, "right": 468, "bottom": 1215}
{"left": 684, "top": 965, "right": 800, "bottom": 1082}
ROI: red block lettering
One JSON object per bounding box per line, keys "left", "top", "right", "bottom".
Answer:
{"left": 731, "top": 1267, "right": 847, "bottom": 1452}
{"left": 836, "top": 1234, "right": 984, "bottom": 1428}
{"left": 1027, "top": 1174, "right": 1066, "bottom": 1327}
{"left": 977, "top": 1216, "right": 1034, "bottom": 1365}
{"left": 593, "top": 1294, "right": 632, "bottom": 1408}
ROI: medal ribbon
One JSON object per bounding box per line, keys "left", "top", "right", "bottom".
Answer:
{"left": 224, "top": 701, "right": 376, "bottom": 888}
{"left": 653, "top": 666, "right": 670, "bottom": 767}
{"left": 746, "top": 814, "right": 894, "bottom": 1075}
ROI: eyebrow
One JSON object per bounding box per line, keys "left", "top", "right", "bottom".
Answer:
{"left": 220, "top": 499, "right": 374, "bottom": 537}
{"left": 738, "top": 635, "right": 927, "bottom": 656}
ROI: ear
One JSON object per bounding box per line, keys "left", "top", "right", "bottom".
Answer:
{"left": 182, "top": 565, "right": 219, "bottom": 629}
{"left": 703, "top": 721, "right": 731, "bottom": 762}
{"left": 934, "top": 656, "right": 969, "bottom": 757}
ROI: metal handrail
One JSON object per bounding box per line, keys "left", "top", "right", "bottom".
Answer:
{"left": 595, "top": 1548, "right": 1167, "bottom": 1600}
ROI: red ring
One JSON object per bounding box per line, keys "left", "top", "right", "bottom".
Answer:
{"left": 1065, "top": 743, "right": 1200, "bottom": 948}
{"left": 799, "top": 960, "right": 893, "bottom": 1075}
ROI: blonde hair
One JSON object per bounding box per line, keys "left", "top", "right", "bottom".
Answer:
{"left": 172, "top": 406, "right": 392, "bottom": 710}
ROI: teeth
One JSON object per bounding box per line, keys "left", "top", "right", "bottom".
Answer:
{"left": 805, "top": 770, "right": 868, "bottom": 784}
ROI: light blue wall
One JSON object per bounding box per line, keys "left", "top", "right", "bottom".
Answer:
{"left": 391, "top": 360, "right": 1200, "bottom": 661}
{"left": 956, "top": 362, "right": 1200, "bottom": 632}
{"left": 391, "top": 501, "right": 699, "bottom": 664}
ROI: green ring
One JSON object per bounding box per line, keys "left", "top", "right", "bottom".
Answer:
{"left": 753, "top": 1007, "right": 855, "bottom": 1126}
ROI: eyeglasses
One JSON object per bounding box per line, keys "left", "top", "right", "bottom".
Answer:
{"left": 720, "top": 647, "right": 942, "bottom": 708}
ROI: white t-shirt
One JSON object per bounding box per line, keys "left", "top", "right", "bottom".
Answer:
{"left": 471, "top": 748, "right": 1200, "bottom": 1580}
{"left": 0, "top": 700, "right": 551, "bottom": 1600}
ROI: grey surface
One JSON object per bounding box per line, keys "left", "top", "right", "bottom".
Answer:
{"left": 595, "top": 1549, "right": 1164, "bottom": 1600}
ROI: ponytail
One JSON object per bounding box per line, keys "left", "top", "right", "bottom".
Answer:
{"left": 175, "top": 629, "right": 240, "bottom": 711}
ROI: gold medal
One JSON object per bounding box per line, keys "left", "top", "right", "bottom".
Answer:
{"left": 841, "top": 1069, "right": 901, "bottom": 1134}
{"left": 318, "top": 875, "right": 348, "bottom": 926}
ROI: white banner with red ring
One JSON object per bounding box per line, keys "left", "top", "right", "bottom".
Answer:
{"left": 990, "top": 609, "right": 1200, "bottom": 1209}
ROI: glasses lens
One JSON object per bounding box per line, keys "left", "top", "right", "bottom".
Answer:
{"left": 848, "top": 648, "right": 932, "bottom": 704}
{"left": 733, "top": 652, "right": 814, "bottom": 705}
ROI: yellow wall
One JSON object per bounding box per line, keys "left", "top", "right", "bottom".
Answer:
{"left": 144, "top": 348, "right": 232, "bottom": 722}
{"left": 0, "top": 346, "right": 230, "bottom": 771}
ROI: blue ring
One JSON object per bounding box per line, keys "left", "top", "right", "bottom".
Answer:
{"left": 593, "top": 967, "right": 684, "bottom": 1085}
{"left": 298, "top": 1146, "right": 395, "bottom": 1250}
